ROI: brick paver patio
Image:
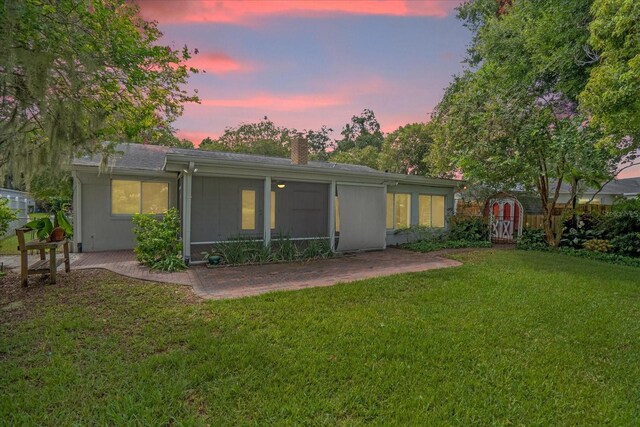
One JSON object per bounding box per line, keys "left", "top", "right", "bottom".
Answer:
{"left": 2, "top": 248, "right": 463, "bottom": 299}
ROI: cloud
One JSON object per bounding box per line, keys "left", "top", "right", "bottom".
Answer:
{"left": 199, "top": 92, "right": 346, "bottom": 111}
{"left": 187, "top": 52, "right": 255, "bottom": 75}
{"left": 137, "top": 0, "right": 457, "bottom": 25}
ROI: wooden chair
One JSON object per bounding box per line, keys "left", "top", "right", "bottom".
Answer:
{"left": 16, "top": 228, "right": 70, "bottom": 287}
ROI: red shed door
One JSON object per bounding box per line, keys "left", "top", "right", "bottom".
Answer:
{"left": 489, "top": 198, "right": 523, "bottom": 243}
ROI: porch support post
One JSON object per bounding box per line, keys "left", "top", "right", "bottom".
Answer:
{"left": 263, "top": 176, "right": 271, "bottom": 247}
{"left": 328, "top": 180, "right": 336, "bottom": 251}
{"left": 182, "top": 161, "right": 194, "bottom": 263}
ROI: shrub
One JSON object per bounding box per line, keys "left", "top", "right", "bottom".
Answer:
{"left": 611, "top": 197, "right": 640, "bottom": 213}
{"left": 300, "top": 239, "right": 332, "bottom": 259}
{"left": 393, "top": 225, "right": 448, "bottom": 243}
{"left": 583, "top": 239, "right": 612, "bottom": 253}
{"left": 516, "top": 228, "right": 547, "bottom": 250}
{"left": 557, "top": 247, "right": 640, "bottom": 268}
{"left": 203, "top": 236, "right": 332, "bottom": 266}
{"left": 0, "top": 199, "right": 18, "bottom": 236}
{"left": 561, "top": 212, "right": 603, "bottom": 249}
{"left": 403, "top": 239, "right": 491, "bottom": 253}
{"left": 448, "top": 216, "right": 488, "bottom": 242}
{"left": 609, "top": 232, "right": 640, "bottom": 257}
{"left": 273, "top": 235, "right": 298, "bottom": 261}
{"left": 132, "top": 208, "right": 186, "bottom": 272}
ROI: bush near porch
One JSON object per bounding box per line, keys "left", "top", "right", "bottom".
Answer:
{"left": 1, "top": 250, "right": 639, "bottom": 425}
{"left": 132, "top": 208, "right": 186, "bottom": 272}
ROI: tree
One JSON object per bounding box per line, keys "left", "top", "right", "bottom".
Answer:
{"left": 199, "top": 117, "right": 293, "bottom": 157}
{"left": 335, "top": 109, "right": 384, "bottom": 152}
{"left": 431, "top": 0, "right": 630, "bottom": 246}
{"left": 145, "top": 127, "right": 194, "bottom": 149}
{"left": 305, "top": 125, "right": 334, "bottom": 161}
{"left": 580, "top": 0, "right": 640, "bottom": 143}
{"left": 329, "top": 146, "right": 380, "bottom": 170}
{"left": 379, "top": 123, "right": 433, "bottom": 175}
{"left": 0, "top": 0, "right": 199, "bottom": 185}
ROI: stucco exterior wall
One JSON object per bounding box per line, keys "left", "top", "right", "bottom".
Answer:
{"left": 385, "top": 184, "right": 456, "bottom": 246}
{"left": 75, "top": 172, "right": 178, "bottom": 252}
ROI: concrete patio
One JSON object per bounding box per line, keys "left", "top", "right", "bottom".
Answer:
{"left": 1, "top": 248, "right": 462, "bottom": 300}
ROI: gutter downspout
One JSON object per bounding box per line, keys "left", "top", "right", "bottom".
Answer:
{"left": 328, "top": 180, "right": 336, "bottom": 252}
{"left": 182, "top": 161, "right": 194, "bottom": 264}
{"left": 71, "top": 171, "right": 82, "bottom": 253}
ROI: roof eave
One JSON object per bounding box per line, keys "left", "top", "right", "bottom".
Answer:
{"left": 164, "top": 152, "right": 462, "bottom": 187}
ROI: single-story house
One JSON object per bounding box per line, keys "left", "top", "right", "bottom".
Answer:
{"left": 70, "top": 141, "right": 462, "bottom": 262}
{"left": 556, "top": 177, "right": 640, "bottom": 205}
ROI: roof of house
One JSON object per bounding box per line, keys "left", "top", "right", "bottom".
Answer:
{"left": 72, "top": 143, "right": 462, "bottom": 187}
{"left": 558, "top": 177, "right": 640, "bottom": 196}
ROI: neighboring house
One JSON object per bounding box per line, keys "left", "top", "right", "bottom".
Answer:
{"left": 1, "top": 188, "right": 35, "bottom": 239}
{"left": 556, "top": 177, "right": 640, "bottom": 206}
{"left": 70, "top": 141, "right": 461, "bottom": 261}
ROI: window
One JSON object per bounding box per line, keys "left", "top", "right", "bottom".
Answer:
{"left": 418, "top": 194, "right": 446, "bottom": 228}
{"left": 432, "top": 195, "right": 445, "bottom": 227}
{"left": 418, "top": 195, "right": 432, "bottom": 226}
{"left": 271, "top": 191, "right": 276, "bottom": 229}
{"left": 579, "top": 197, "right": 601, "bottom": 205}
{"left": 386, "top": 193, "right": 394, "bottom": 229}
{"left": 241, "top": 189, "right": 256, "bottom": 230}
{"left": 111, "top": 180, "right": 168, "bottom": 215}
{"left": 394, "top": 193, "right": 411, "bottom": 229}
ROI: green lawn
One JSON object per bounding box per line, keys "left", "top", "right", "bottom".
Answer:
{"left": 1, "top": 213, "right": 52, "bottom": 255}
{"left": 1, "top": 250, "right": 639, "bottom": 425}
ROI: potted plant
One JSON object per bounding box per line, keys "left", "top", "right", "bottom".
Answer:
{"left": 24, "top": 210, "right": 73, "bottom": 242}
{"left": 201, "top": 250, "right": 222, "bottom": 266}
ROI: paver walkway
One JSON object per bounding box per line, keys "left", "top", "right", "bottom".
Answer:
{"left": 191, "top": 248, "right": 461, "bottom": 299}
{"left": 2, "top": 248, "right": 464, "bottom": 300}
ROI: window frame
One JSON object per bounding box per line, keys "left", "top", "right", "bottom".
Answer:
{"left": 110, "top": 179, "right": 170, "bottom": 217}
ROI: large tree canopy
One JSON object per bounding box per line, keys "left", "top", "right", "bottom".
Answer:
{"left": 198, "top": 117, "right": 333, "bottom": 159}
{"left": 430, "top": 0, "right": 633, "bottom": 245}
{"left": 0, "top": 0, "right": 199, "bottom": 183}
{"left": 379, "top": 122, "right": 434, "bottom": 175}
{"left": 580, "top": 0, "right": 640, "bottom": 142}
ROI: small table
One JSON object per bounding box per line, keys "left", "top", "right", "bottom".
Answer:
{"left": 22, "top": 239, "right": 71, "bottom": 285}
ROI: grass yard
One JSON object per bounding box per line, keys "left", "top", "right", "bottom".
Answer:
{"left": 0, "top": 213, "right": 54, "bottom": 255}
{"left": 1, "top": 250, "right": 639, "bottom": 425}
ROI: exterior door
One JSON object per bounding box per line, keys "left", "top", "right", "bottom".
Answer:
{"left": 489, "top": 198, "right": 523, "bottom": 243}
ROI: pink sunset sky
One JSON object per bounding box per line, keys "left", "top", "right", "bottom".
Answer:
{"left": 137, "top": 0, "right": 640, "bottom": 178}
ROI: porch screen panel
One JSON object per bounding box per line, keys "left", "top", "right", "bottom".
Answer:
{"left": 336, "top": 184, "right": 386, "bottom": 251}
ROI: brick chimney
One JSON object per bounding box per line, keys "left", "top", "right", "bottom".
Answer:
{"left": 291, "top": 134, "right": 308, "bottom": 165}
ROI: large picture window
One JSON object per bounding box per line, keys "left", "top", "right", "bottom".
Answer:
{"left": 241, "top": 189, "right": 256, "bottom": 230}
{"left": 385, "top": 193, "right": 411, "bottom": 229}
{"left": 418, "top": 194, "right": 446, "bottom": 228}
{"left": 111, "top": 180, "right": 168, "bottom": 215}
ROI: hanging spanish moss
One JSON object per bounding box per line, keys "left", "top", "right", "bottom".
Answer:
{"left": 0, "top": 0, "right": 199, "bottom": 189}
